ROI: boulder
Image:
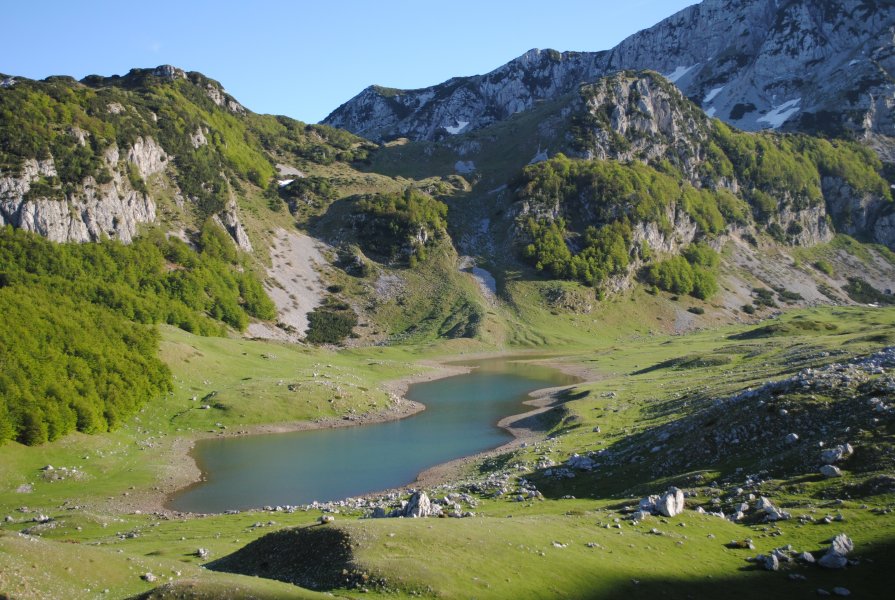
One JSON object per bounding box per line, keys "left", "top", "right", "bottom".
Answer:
{"left": 404, "top": 491, "right": 441, "bottom": 518}
{"left": 818, "top": 533, "right": 853, "bottom": 569}
{"left": 758, "top": 553, "right": 779, "bottom": 571}
{"left": 641, "top": 487, "right": 685, "bottom": 517}
{"left": 820, "top": 465, "right": 843, "bottom": 478}
{"left": 829, "top": 533, "right": 854, "bottom": 555}
{"left": 821, "top": 444, "right": 854, "bottom": 465}
{"left": 657, "top": 487, "right": 686, "bottom": 517}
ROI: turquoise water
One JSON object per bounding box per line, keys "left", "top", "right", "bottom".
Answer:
{"left": 167, "top": 357, "right": 576, "bottom": 512}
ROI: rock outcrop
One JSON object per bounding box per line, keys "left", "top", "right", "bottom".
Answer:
{"left": 324, "top": 0, "right": 895, "bottom": 142}
{"left": 0, "top": 144, "right": 158, "bottom": 243}
{"left": 213, "top": 200, "right": 253, "bottom": 253}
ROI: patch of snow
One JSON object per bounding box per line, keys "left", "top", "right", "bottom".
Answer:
{"left": 664, "top": 64, "right": 697, "bottom": 84}
{"left": 705, "top": 107, "right": 717, "bottom": 118}
{"left": 455, "top": 160, "right": 476, "bottom": 174}
{"left": 529, "top": 146, "right": 548, "bottom": 165}
{"left": 703, "top": 86, "right": 725, "bottom": 104}
{"left": 278, "top": 179, "right": 294, "bottom": 187}
{"left": 445, "top": 120, "right": 470, "bottom": 135}
{"left": 757, "top": 98, "right": 801, "bottom": 129}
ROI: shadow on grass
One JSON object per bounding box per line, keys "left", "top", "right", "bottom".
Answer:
{"left": 131, "top": 533, "right": 895, "bottom": 600}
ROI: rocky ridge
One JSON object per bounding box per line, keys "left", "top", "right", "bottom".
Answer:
{"left": 324, "top": 0, "right": 895, "bottom": 143}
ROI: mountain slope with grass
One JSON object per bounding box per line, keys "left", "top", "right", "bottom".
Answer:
{"left": 2, "top": 17, "right": 895, "bottom": 597}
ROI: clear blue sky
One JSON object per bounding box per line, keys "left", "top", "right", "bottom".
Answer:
{"left": 3, "top": 1, "right": 697, "bottom": 123}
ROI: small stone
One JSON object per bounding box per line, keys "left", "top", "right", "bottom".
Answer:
{"left": 785, "top": 433, "right": 799, "bottom": 444}
{"left": 832, "top": 587, "right": 851, "bottom": 597}
{"left": 318, "top": 515, "right": 335, "bottom": 524}
{"left": 141, "top": 573, "right": 157, "bottom": 583}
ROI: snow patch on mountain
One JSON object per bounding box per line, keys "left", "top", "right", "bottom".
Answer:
{"left": 445, "top": 120, "right": 469, "bottom": 135}
{"left": 703, "top": 86, "right": 725, "bottom": 104}
{"left": 664, "top": 64, "right": 697, "bottom": 84}
{"left": 758, "top": 98, "right": 802, "bottom": 129}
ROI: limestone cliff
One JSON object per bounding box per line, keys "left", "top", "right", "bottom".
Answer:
{"left": 0, "top": 140, "right": 160, "bottom": 243}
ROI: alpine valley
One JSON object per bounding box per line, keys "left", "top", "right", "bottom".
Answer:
{"left": 2, "top": 0, "right": 895, "bottom": 598}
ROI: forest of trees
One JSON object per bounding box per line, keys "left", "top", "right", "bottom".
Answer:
{"left": 0, "top": 224, "right": 275, "bottom": 445}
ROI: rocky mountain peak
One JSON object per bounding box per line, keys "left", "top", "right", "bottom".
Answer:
{"left": 152, "top": 64, "right": 187, "bottom": 81}
{"left": 324, "top": 0, "right": 895, "bottom": 142}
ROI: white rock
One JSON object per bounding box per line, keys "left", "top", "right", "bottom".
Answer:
{"left": 820, "top": 465, "right": 842, "bottom": 478}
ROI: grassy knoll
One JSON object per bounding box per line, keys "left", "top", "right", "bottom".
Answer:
{"left": 1, "top": 307, "right": 894, "bottom": 598}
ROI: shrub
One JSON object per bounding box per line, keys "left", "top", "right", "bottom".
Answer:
{"left": 353, "top": 189, "right": 447, "bottom": 264}
{"left": 813, "top": 259, "right": 834, "bottom": 276}
{"left": 843, "top": 277, "right": 895, "bottom": 305}
{"left": 305, "top": 304, "right": 357, "bottom": 344}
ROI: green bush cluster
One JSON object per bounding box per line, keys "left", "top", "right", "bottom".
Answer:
{"left": 842, "top": 277, "right": 895, "bottom": 305}
{"left": 353, "top": 189, "right": 448, "bottom": 264}
{"left": 279, "top": 176, "right": 337, "bottom": 213}
{"left": 813, "top": 259, "right": 835, "bottom": 276}
{"left": 517, "top": 154, "right": 679, "bottom": 230}
{"left": 305, "top": 298, "right": 358, "bottom": 344}
{"left": 645, "top": 243, "right": 719, "bottom": 299}
{"left": 522, "top": 218, "right": 632, "bottom": 286}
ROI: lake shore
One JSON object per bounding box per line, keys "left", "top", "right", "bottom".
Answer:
{"left": 131, "top": 352, "right": 597, "bottom": 516}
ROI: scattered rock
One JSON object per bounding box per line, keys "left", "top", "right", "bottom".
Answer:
{"left": 758, "top": 553, "right": 779, "bottom": 571}
{"left": 195, "top": 548, "right": 210, "bottom": 559}
{"left": 317, "top": 515, "right": 335, "bottom": 524}
{"left": 833, "top": 587, "right": 851, "bottom": 596}
{"left": 821, "top": 444, "right": 854, "bottom": 465}
{"left": 141, "top": 573, "right": 157, "bottom": 583}
{"left": 818, "top": 533, "right": 853, "bottom": 569}
{"left": 820, "top": 465, "right": 843, "bottom": 478}
{"left": 785, "top": 433, "right": 800, "bottom": 444}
